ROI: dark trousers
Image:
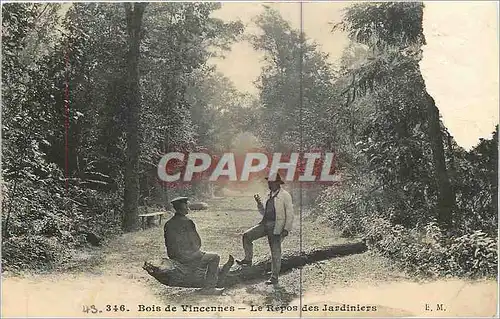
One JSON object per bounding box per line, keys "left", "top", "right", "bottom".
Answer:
{"left": 242, "top": 220, "right": 284, "bottom": 280}
{"left": 196, "top": 252, "right": 220, "bottom": 288}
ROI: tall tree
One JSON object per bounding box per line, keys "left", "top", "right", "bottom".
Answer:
{"left": 122, "top": 2, "right": 147, "bottom": 231}
{"left": 1, "top": 3, "right": 69, "bottom": 239}
{"left": 185, "top": 70, "right": 259, "bottom": 152}
{"left": 334, "top": 2, "right": 456, "bottom": 229}
{"left": 251, "top": 7, "right": 342, "bottom": 153}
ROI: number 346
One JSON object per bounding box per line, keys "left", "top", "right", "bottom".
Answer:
{"left": 106, "top": 305, "right": 127, "bottom": 312}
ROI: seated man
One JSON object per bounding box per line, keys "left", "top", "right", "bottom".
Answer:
{"left": 164, "top": 196, "right": 232, "bottom": 294}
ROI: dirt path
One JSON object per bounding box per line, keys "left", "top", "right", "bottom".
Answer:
{"left": 2, "top": 193, "right": 498, "bottom": 318}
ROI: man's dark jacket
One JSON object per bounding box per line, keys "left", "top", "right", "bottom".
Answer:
{"left": 164, "top": 214, "right": 203, "bottom": 264}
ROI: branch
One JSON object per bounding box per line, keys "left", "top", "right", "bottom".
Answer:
{"left": 340, "top": 50, "right": 415, "bottom": 106}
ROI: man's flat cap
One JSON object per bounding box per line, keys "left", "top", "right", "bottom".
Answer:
{"left": 170, "top": 196, "right": 188, "bottom": 204}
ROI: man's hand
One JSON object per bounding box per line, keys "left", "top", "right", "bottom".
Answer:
{"left": 254, "top": 194, "right": 262, "bottom": 205}
{"left": 254, "top": 194, "right": 264, "bottom": 210}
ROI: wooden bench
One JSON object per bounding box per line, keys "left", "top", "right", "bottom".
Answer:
{"left": 138, "top": 211, "right": 170, "bottom": 229}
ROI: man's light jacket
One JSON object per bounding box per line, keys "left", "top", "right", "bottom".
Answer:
{"left": 259, "top": 188, "right": 294, "bottom": 235}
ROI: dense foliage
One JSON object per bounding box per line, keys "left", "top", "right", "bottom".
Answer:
{"left": 316, "top": 2, "right": 497, "bottom": 278}
{"left": 1, "top": 3, "right": 243, "bottom": 270}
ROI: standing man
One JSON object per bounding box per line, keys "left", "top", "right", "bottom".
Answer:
{"left": 236, "top": 173, "right": 294, "bottom": 285}
{"left": 164, "top": 196, "right": 232, "bottom": 294}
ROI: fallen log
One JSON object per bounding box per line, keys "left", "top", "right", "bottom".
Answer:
{"left": 143, "top": 241, "right": 367, "bottom": 288}
{"left": 143, "top": 255, "right": 234, "bottom": 288}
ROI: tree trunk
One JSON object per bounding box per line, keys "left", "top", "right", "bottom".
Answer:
{"left": 122, "top": 3, "right": 147, "bottom": 232}
{"left": 143, "top": 241, "right": 367, "bottom": 288}
{"left": 424, "top": 92, "right": 456, "bottom": 229}
{"left": 2, "top": 179, "right": 18, "bottom": 239}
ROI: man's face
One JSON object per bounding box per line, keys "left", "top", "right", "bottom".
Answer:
{"left": 176, "top": 202, "right": 189, "bottom": 215}
{"left": 268, "top": 181, "right": 280, "bottom": 191}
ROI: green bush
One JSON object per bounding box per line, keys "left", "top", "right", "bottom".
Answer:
{"left": 316, "top": 141, "right": 498, "bottom": 280}
{"left": 1, "top": 178, "right": 122, "bottom": 271}
{"left": 363, "top": 219, "right": 497, "bottom": 278}
{"left": 446, "top": 230, "right": 497, "bottom": 277}
{"left": 2, "top": 235, "right": 63, "bottom": 271}
{"left": 316, "top": 176, "right": 385, "bottom": 237}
